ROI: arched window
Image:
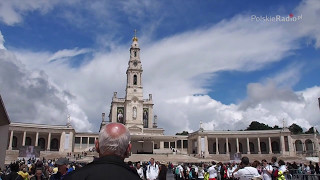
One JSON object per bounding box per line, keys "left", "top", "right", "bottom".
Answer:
{"left": 38, "top": 138, "right": 46, "bottom": 150}
{"left": 12, "top": 136, "right": 17, "bottom": 148}
{"left": 305, "top": 139, "right": 313, "bottom": 152}
{"left": 25, "top": 137, "right": 32, "bottom": 146}
{"left": 50, "top": 138, "right": 59, "bottom": 151}
{"left": 249, "top": 142, "right": 255, "bottom": 153}
{"left": 239, "top": 143, "right": 243, "bottom": 153}
{"left": 295, "top": 140, "right": 303, "bottom": 152}
{"left": 271, "top": 141, "right": 280, "bottom": 153}
{"left": 260, "top": 142, "right": 267, "bottom": 153}
{"left": 133, "top": 75, "right": 137, "bottom": 85}
{"left": 134, "top": 51, "right": 137, "bottom": 57}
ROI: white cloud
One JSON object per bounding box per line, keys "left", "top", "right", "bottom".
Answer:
{"left": 0, "top": 44, "right": 91, "bottom": 132}
{"left": 0, "top": 0, "right": 60, "bottom": 25}
{"left": 0, "top": 31, "right": 5, "bottom": 49}
{"left": 48, "top": 48, "right": 91, "bottom": 62}
{"left": 2, "top": 0, "right": 320, "bottom": 135}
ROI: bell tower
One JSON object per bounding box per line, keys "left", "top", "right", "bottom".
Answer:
{"left": 124, "top": 31, "right": 144, "bottom": 128}
{"left": 107, "top": 32, "right": 163, "bottom": 134}
{"left": 125, "top": 30, "right": 143, "bottom": 99}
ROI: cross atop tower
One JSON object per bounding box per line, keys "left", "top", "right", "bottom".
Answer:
{"left": 133, "top": 29, "right": 138, "bottom": 42}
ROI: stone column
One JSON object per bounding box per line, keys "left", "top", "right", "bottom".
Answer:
{"left": 204, "top": 136, "right": 209, "bottom": 156}
{"left": 22, "top": 131, "right": 26, "bottom": 146}
{"left": 314, "top": 134, "right": 319, "bottom": 157}
{"left": 175, "top": 140, "right": 177, "bottom": 149}
{"left": 257, "top": 137, "right": 261, "bottom": 154}
{"left": 80, "top": 137, "right": 82, "bottom": 149}
{"left": 59, "top": 132, "right": 66, "bottom": 152}
{"left": 197, "top": 136, "right": 201, "bottom": 156}
{"left": 236, "top": 138, "right": 239, "bottom": 153}
{"left": 288, "top": 136, "right": 293, "bottom": 155}
{"left": 47, "top": 132, "right": 51, "bottom": 151}
{"left": 216, "top": 137, "right": 219, "bottom": 154}
{"left": 187, "top": 139, "right": 192, "bottom": 154}
{"left": 69, "top": 132, "right": 74, "bottom": 152}
{"left": 302, "top": 143, "right": 306, "bottom": 152}
{"left": 160, "top": 141, "right": 164, "bottom": 149}
{"left": 247, "top": 138, "right": 250, "bottom": 154}
{"left": 87, "top": 137, "right": 90, "bottom": 149}
{"left": 35, "top": 132, "right": 39, "bottom": 146}
{"left": 268, "top": 137, "right": 272, "bottom": 154}
{"left": 226, "top": 138, "right": 229, "bottom": 154}
{"left": 280, "top": 136, "right": 285, "bottom": 154}
{"left": 8, "top": 130, "right": 13, "bottom": 150}
{"left": 181, "top": 140, "right": 184, "bottom": 150}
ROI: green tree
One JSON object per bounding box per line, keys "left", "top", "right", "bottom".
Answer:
{"left": 176, "top": 131, "right": 189, "bottom": 135}
{"left": 273, "top": 125, "right": 281, "bottom": 130}
{"left": 305, "top": 127, "right": 319, "bottom": 134}
{"left": 246, "top": 121, "right": 273, "bottom": 130}
{"left": 289, "top": 123, "right": 303, "bottom": 134}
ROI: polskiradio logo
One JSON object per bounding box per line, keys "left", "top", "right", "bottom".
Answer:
{"left": 251, "top": 13, "right": 302, "bottom": 22}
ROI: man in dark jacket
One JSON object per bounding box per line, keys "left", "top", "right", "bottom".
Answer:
{"left": 49, "top": 158, "right": 69, "bottom": 180}
{"left": 1, "top": 162, "right": 23, "bottom": 180}
{"left": 64, "top": 123, "right": 140, "bottom": 180}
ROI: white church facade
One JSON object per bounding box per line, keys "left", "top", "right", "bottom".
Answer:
{"left": 3, "top": 35, "right": 320, "bottom": 163}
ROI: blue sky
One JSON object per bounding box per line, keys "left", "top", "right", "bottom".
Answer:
{"left": 0, "top": 0, "right": 320, "bottom": 134}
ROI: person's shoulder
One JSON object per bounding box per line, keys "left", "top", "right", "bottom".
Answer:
{"left": 245, "top": 166, "right": 258, "bottom": 171}
{"left": 65, "top": 161, "right": 140, "bottom": 180}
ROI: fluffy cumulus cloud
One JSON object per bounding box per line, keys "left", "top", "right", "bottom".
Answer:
{"left": 1, "top": 0, "right": 320, "bottom": 134}
{"left": 0, "top": 33, "right": 91, "bottom": 132}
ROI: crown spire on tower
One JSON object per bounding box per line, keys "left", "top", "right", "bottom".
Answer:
{"left": 133, "top": 29, "right": 138, "bottom": 42}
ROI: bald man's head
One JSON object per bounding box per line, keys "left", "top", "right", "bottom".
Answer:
{"left": 105, "top": 123, "right": 127, "bottom": 138}
{"left": 96, "top": 123, "right": 131, "bottom": 158}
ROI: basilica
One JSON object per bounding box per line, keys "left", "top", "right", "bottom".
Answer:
{"left": 1, "top": 35, "right": 319, "bottom": 168}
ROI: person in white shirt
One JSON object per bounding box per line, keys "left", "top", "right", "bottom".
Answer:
{"left": 227, "top": 164, "right": 235, "bottom": 179}
{"left": 278, "top": 159, "right": 287, "bottom": 179}
{"left": 136, "top": 162, "right": 144, "bottom": 179}
{"left": 175, "top": 164, "right": 184, "bottom": 180}
{"left": 261, "top": 159, "right": 272, "bottom": 180}
{"left": 207, "top": 161, "right": 218, "bottom": 180}
{"left": 233, "top": 156, "right": 260, "bottom": 180}
{"left": 146, "top": 158, "right": 159, "bottom": 180}
{"left": 198, "top": 164, "right": 205, "bottom": 180}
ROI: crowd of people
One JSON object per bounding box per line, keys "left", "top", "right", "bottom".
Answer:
{"left": 171, "top": 156, "right": 320, "bottom": 180}
{"left": 0, "top": 157, "right": 83, "bottom": 180}
{"left": 1, "top": 122, "right": 320, "bottom": 180}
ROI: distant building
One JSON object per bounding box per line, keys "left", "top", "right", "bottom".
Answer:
{"left": 0, "top": 94, "right": 10, "bottom": 169}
